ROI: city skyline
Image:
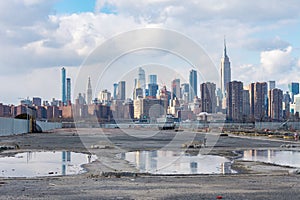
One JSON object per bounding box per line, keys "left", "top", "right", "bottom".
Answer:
{"left": 1, "top": 62, "right": 299, "bottom": 123}
{"left": 1, "top": 1, "right": 300, "bottom": 104}
{"left": 3, "top": 59, "right": 300, "bottom": 107}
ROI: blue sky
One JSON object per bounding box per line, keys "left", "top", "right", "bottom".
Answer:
{"left": 1, "top": 0, "right": 300, "bottom": 104}
{"left": 53, "top": 0, "right": 96, "bottom": 14}
{"left": 53, "top": 0, "right": 116, "bottom": 14}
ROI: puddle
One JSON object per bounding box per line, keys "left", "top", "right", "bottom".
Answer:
{"left": 122, "top": 150, "right": 236, "bottom": 175}
{"left": 240, "top": 150, "right": 300, "bottom": 168}
{"left": 0, "top": 151, "right": 97, "bottom": 177}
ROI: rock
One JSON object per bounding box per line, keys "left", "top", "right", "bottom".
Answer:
{"left": 0, "top": 145, "right": 16, "bottom": 150}
{"left": 91, "top": 144, "right": 112, "bottom": 149}
{"left": 280, "top": 144, "right": 295, "bottom": 148}
{"left": 289, "top": 169, "right": 300, "bottom": 175}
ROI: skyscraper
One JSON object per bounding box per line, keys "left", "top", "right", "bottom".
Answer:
{"left": 200, "top": 82, "right": 216, "bottom": 113}
{"left": 148, "top": 84, "right": 158, "bottom": 98}
{"left": 87, "top": 77, "right": 92, "bottom": 105}
{"left": 171, "top": 78, "right": 181, "bottom": 99}
{"left": 181, "top": 83, "right": 189, "bottom": 104}
{"left": 113, "top": 83, "right": 118, "bottom": 100}
{"left": 249, "top": 82, "right": 268, "bottom": 121}
{"left": 226, "top": 81, "right": 243, "bottom": 121}
{"left": 138, "top": 67, "right": 146, "bottom": 94}
{"left": 283, "top": 91, "right": 291, "bottom": 119}
{"left": 288, "top": 82, "right": 299, "bottom": 102}
{"left": 149, "top": 75, "right": 157, "bottom": 84}
{"left": 216, "top": 88, "right": 223, "bottom": 112}
{"left": 66, "top": 78, "right": 71, "bottom": 104}
{"left": 98, "top": 89, "right": 111, "bottom": 105}
{"left": 189, "top": 69, "right": 197, "bottom": 102}
{"left": 61, "top": 67, "right": 66, "bottom": 105}
{"left": 148, "top": 74, "right": 158, "bottom": 98}
{"left": 117, "top": 81, "right": 126, "bottom": 100}
{"left": 268, "top": 81, "right": 276, "bottom": 91}
{"left": 268, "top": 88, "right": 283, "bottom": 121}
{"left": 134, "top": 88, "right": 143, "bottom": 100}
{"left": 242, "top": 90, "right": 250, "bottom": 117}
{"left": 220, "top": 38, "right": 231, "bottom": 98}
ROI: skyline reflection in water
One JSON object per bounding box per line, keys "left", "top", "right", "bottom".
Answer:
{"left": 241, "top": 150, "right": 300, "bottom": 168}
{"left": 123, "top": 150, "right": 236, "bottom": 175}
{"left": 0, "top": 151, "right": 96, "bottom": 177}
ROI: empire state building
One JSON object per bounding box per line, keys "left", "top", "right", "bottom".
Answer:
{"left": 220, "top": 39, "right": 231, "bottom": 98}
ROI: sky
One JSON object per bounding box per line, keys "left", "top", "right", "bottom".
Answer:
{"left": 1, "top": 0, "right": 300, "bottom": 105}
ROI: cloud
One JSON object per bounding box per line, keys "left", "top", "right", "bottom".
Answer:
{"left": 244, "top": 37, "right": 290, "bottom": 51}
{"left": 95, "top": 0, "right": 300, "bottom": 23}
{"left": 232, "top": 45, "right": 300, "bottom": 91}
{"left": 1, "top": 0, "right": 300, "bottom": 102}
{"left": 2, "top": 0, "right": 299, "bottom": 75}
{"left": 0, "top": 8, "right": 144, "bottom": 74}
{"left": 0, "top": 0, "right": 56, "bottom": 26}
{"left": 260, "top": 46, "right": 295, "bottom": 74}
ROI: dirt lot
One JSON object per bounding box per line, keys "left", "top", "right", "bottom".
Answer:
{"left": 0, "top": 128, "right": 299, "bottom": 200}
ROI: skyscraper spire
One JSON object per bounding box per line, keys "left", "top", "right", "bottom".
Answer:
{"left": 223, "top": 36, "right": 227, "bottom": 58}
{"left": 220, "top": 37, "right": 231, "bottom": 104}
{"left": 88, "top": 77, "right": 92, "bottom": 89}
{"left": 87, "top": 77, "right": 92, "bottom": 105}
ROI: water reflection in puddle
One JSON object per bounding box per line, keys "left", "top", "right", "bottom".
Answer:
{"left": 122, "top": 150, "right": 236, "bottom": 175}
{"left": 0, "top": 151, "right": 97, "bottom": 177}
{"left": 240, "top": 150, "right": 300, "bottom": 168}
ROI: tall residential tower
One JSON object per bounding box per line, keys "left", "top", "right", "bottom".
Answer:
{"left": 66, "top": 78, "right": 71, "bottom": 104}
{"left": 249, "top": 82, "right": 268, "bottom": 121}
{"left": 268, "top": 88, "right": 283, "bottom": 121}
{"left": 61, "top": 67, "right": 66, "bottom": 105}
{"left": 226, "top": 81, "right": 243, "bottom": 121}
{"left": 117, "top": 81, "right": 126, "bottom": 100}
{"left": 189, "top": 69, "right": 197, "bottom": 102}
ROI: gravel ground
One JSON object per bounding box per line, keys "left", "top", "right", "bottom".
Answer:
{"left": 0, "top": 128, "right": 299, "bottom": 200}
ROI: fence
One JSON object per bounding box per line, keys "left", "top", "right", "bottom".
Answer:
{"left": 255, "top": 122, "right": 300, "bottom": 130}
{"left": 0, "top": 117, "right": 62, "bottom": 136}
{"left": 36, "top": 121, "right": 62, "bottom": 132}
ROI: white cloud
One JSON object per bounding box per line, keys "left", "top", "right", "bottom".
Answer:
{"left": 260, "top": 46, "right": 294, "bottom": 74}
{"left": 2, "top": 0, "right": 299, "bottom": 74}
{"left": 0, "top": 0, "right": 55, "bottom": 26}
{"left": 0, "top": 11, "right": 144, "bottom": 74}
{"left": 232, "top": 45, "right": 300, "bottom": 91}
{"left": 95, "top": 0, "right": 300, "bottom": 23}
{"left": 244, "top": 36, "right": 290, "bottom": 51}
